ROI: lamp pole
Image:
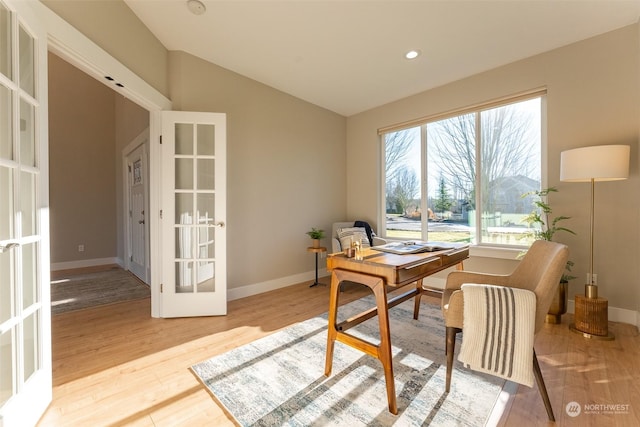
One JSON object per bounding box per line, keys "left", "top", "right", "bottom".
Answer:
{"left": 585, "top": 178, "right": 597, "bottom": 299}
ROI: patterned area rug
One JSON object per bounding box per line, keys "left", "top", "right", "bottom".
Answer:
{"left": 51, "top": 266, "right": 150, "bottom": 314}
{"left": 191, "top": 295, "right": 512, "bottom": 426}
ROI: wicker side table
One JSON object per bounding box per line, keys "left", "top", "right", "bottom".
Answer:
{"left": 570, "top": 294, "right": 614, "bottom": 340}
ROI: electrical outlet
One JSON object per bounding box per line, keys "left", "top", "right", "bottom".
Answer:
{"left": 78, "top": 244, "right": 85, "bottom": 252}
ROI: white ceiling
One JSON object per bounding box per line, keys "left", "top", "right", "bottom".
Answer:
{"left": 124, "top": 0, "right": 640, "bottom": 116}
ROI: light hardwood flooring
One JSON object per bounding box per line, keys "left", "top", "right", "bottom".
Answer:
{"left": 38, "top": 275, "right": 640, "bottom": 426}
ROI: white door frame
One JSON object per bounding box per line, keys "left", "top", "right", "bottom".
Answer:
{"left": 38, "top": 2, "right": 171, "bottom": 319}
{"left": 123, "top": 129, "right": 150, "bottom": 284}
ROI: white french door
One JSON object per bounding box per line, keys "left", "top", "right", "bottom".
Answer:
{"left": 160, "top": 111, "right": 227, "bottom": 317}
{"left": 0, "top": 1, "right": 51, "bottom": 426}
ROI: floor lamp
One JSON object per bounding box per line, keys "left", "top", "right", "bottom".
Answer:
{"left": 560, "top": 144, "right": 630, "bottom": 340}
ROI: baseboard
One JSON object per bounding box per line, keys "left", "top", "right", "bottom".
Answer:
{"left": 567, "top": 299, "right": 639, "bottom": 328}
{"left": 227, "top": 268, "right": 328, "bottom": 301}
{"left": 51, "top": 257, "right": 123, "bottom": 271}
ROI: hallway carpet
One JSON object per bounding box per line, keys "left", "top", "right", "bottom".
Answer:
{"left": 51, "top": 266, "right": 150, "bottom": 314}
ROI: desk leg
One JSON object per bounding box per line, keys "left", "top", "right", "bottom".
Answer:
{"left": 324, "top": 269, "right": 398, "bottom": 415}
{"left": 324, "top": 270, "right": 341, "bottom": 376}
{"left": 371, "top": 276, "right": 397, "bottom": 415}
{"left": 413, "top": 279, "right": 423, "bottom": 320}
{"left": 414, "top": 261, "right": 465, "bottom": 319}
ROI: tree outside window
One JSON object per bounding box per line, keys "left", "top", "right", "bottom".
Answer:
{"left": 382, "top": 96, "right": 543, "bottom": 246}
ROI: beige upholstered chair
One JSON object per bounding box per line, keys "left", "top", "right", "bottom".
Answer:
{"left": 330, "top": 221, "right": 386, "bottom": 253}
{"left": 442, "top": 240, "right": 569, "bottom": 421}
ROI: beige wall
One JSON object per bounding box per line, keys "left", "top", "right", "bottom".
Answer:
{"left": 169, "top": 51, "right": 347, "bottom": 289}
{"left": 49, "top": 52, "right": 149, "bottom": 265}
{"left": 41, "top": 0, "right": 169, "bottom": 98}
{"left": 49, "top": 52, "right": 117, "bottom": 263}
{"left": 347, "top": 24, "right": 640, "bottom": 311}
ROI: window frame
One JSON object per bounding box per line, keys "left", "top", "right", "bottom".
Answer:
{"left": 378, "top": 89, "right": 547, "bottom": 252}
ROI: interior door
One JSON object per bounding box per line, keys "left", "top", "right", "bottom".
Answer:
{"left": 126, "top": 142, "right": 149, "bottom": 283}
{"left": 160, "top": 111, "right": 227, "bottom": 317}
{"left": 0, "top": 1, "right": 52, "bottom": 426}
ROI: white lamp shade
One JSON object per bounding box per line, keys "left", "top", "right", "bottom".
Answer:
{"left": 560, "top": 145, "right": 630, "bottom": 182}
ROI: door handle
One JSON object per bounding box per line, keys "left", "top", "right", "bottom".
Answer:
{"left": 213, "top": 222, "right": 225, "bottom": 228}
{"left": 0, "top": 242, "right": 20, "bottom": 253}
{"left": 139, "top": 220, "right": 145, "bottom": 224}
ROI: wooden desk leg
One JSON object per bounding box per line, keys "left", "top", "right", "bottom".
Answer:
{"left": 325, "top": 269, "right": 398, "bottom": 414}
{"left": 413, "top": 279, "right": 423, "bottom": 320}
{"left": 371, "top": 275, "right": 398, "bottom": 415}
{"left": 414, "top": 261, "right": 463, "bottom": 319}
{"left": 324, "top": 270, "right": 341, "bottom": 376}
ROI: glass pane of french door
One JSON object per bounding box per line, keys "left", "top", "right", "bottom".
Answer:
{"left": 0, "top": 3, "right": 10, "bottom": 80}
{"left": 174, "top": 122, "right": 216, "bottom": 294}
{"left": 18, "top": 22, "right": 34, "bottom": 97}
{"left": 0, "top": 84, "right": 11, "bottom": 159}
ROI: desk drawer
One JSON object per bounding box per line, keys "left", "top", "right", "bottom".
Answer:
{"left": 396, "top": 256, "right": 442, "bottom": 284}
{"left": 441, "top": 247, "right": 469, "bottom": 266}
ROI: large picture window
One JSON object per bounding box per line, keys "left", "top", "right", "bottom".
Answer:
{"left": 381, "top": 94, "right": 543, "bottom": 247}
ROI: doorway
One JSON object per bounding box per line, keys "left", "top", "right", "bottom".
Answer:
{"left": 48, "top": 52, "right": 151, "bottom": 296}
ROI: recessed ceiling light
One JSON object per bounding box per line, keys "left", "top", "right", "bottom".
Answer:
{"left": 405, "top": 50, "right": 421, "bottom": 60}
{"left": 187, "top": 0, "right": 206, "bottom": 15}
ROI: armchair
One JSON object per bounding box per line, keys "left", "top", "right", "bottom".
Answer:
{"left": 442, "top": 240, "right": 569, "bottom": 421}
{"left": 330, "top": 221, "right": 386, "bottom": 253}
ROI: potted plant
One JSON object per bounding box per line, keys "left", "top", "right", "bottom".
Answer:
{"left": 521, "top": 187, "right": 576, "bottom": 323}
{"left": 306, "top": 227, "right": 325, "bottom": 248}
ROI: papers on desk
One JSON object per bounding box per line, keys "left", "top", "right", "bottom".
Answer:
{"left": 373, "top": 241, "right": 464, "bottom": 255}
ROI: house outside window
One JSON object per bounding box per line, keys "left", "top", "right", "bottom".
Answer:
{"left": 380, "top": 93, "right": 544, "bottom": 248}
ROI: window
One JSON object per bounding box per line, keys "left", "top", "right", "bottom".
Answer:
{"left": 381, "top": 94, "right": 543, "bottom": 247}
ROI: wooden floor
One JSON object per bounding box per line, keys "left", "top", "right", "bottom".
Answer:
{"left": 37, "top": 275, "right": 640, "bottom": 426}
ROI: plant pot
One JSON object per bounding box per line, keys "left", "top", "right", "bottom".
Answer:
{"left": 545, "top": 280, "right": 568, "bottom": 324}
{"left": 311, "top": 239, "right": 320, "bottom": 248}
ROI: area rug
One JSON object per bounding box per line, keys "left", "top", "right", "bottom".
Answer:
{"left": 51, "top": 267, "right": 150, "bottom": 314}
{"left": 191, "top": 295, "right": 513, "bottom": 426}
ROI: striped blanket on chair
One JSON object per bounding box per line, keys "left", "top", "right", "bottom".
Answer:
{"left": 458, "top": 284, "right": 536, "bottom": 387}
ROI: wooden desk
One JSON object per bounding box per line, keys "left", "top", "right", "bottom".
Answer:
{"left": 324, "top": 245, "right": 469, "bottom": 414}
